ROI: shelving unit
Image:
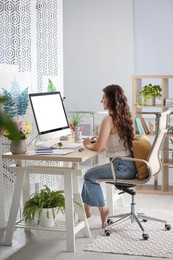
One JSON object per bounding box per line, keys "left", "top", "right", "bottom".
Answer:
{"left": 132, "top": 75, "right": 173, "bottom": 194}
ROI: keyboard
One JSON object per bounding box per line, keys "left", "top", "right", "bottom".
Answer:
{"left": 36, "top": 139, "right": 82, "bottom": 149}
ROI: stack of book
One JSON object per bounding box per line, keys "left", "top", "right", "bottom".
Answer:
{"left": 35, "top": 148, "right": 53, "bottom": 154}
{"left": 135, "top": 116, "right": 150, "bottom": 135}
{"left": 165, "top": 98, "right": 173, "bottom": 106}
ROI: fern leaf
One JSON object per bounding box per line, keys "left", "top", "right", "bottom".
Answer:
{"left": 17, "top": 87, "right": 29, "bottom": 116}
{"left": 2, "top": 88, "right": 17, "bottom": 117}
{"left": 11, "top": 77, "right": 21, "bottom": 103}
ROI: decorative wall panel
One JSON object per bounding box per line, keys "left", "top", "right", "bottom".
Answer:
{"left": 0, "top": 0, "right": 31, "bottom": 71}
{"left": 0, "top": 0, "right": 63, "bottom": 225}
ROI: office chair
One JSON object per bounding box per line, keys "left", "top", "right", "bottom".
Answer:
{"left": 104, "top": 110, "right": 172, "bottom": 240}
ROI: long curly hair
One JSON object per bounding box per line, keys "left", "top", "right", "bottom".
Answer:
{"left": 103, "top": 84, "right": 134, "bottom": 150}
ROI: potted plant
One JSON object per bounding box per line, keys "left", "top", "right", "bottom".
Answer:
{"left": 68, "top": 112, "right": 85, "bottom": 141}
{"left": 0, "top": 96, "right": 21, "bottom": 143}
{"left": 2, "top": 119, "right": 32, "bottom": 154}
{"left": 69, "top": 112, "right": 84, "bottom": 129}
{"left": 137, "top": 83, "right": 162, "bottom": 106}
{"left": 23, "top": 185, "right": 65, "bottom": 227}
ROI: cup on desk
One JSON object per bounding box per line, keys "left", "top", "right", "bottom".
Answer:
{"left": 75, "top": 127, "right": 82, "bottom": 142}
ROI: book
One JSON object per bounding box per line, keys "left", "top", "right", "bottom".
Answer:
{"left": 165, "top": 98, "right": 173, "bottom": 106}
{"left": 140, "top": 117, "right": 150, "bottom": 134}
{"left": 135, "top": 117, "right": 144, "bottom": 135}
{"left": 35, "top": 148, "right": 53, "bottom": 154}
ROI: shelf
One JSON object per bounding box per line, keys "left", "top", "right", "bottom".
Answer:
{"left": 132, "top": 74, "right": 173, "bottom": 195}
{"left": 135, "top": 111, "right": 162, "bottom": 115}
{"left": 163, "top": 159, "right": 173, "bottom": 167}
{"left": 135, "top": 185, "right": 173, "bottom": 195}
{"left": 132, "top": 75, "right": 173, "bottom": 79}
{"left": 16, "top": 220, "right": 66, "bottom": 232}
{"left": 15, "top": 218, "right": 85, "bottom": 232}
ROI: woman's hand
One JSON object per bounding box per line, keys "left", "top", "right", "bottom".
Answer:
{"left": 90, "top": 136, "right": 97, "bottom": 143}
{"left": 83, "top": 137, "right": 91, "bottom": 147}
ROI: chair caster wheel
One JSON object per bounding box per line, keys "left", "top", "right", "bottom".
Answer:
{"left": 143, "top": 234, "right": 149, "bottom": 240}
{"left": 165, "top": 224, "right": 171, "bottom": 230}
{"left": 105, "top": 229, "right": 111, "bottom": 236}
{"left": 107, "top": 219, "right": 113, "bottom": 225}
{"left": 143, "top": 219, "right": 147, "bottom": 222}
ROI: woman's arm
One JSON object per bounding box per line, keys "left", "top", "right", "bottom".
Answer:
{"left": 83, "top": 115, "right": 113, "bottom": 152}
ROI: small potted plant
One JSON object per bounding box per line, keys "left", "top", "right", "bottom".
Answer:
{"left": 137, "top": 83, "right": 162, "bottom": 106}
{"left": 23, "top": 185, "right": 65, "bottom": 227}
{"left": 68, "top": 112, "right": 85, "bottom": 141}
{"left": 2, "top": 119, "right": 32, "bottom": 154}
{"left": 69, "top": 112, "right": 84, "bottom": 129}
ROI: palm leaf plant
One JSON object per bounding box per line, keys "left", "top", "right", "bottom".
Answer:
{"left": 47, "top": 78, "right": 57, "bottom": 92}
{"left": 69, "top": 112, "right": 85, "bottom": 129}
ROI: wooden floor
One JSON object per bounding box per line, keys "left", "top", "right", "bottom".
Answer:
{"left": 0, "top": 193, "right": 173, "bottom": 260}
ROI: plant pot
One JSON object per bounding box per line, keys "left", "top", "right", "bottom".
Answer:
{"left": 40, "top": 208, "right": 56, "bottom": 227}
{"left": 146, "top": 96, "right": 156, "bottom": 106}
{"left": 10, "top": 139, "right": 27, "bottom": 154}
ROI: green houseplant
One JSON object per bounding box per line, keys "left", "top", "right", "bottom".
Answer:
{"left": 0, "top": 96, "right": 21, "bottom": 143}
{"left": 23, "top": 185, "right": 65, "bottom": 227}
{"left": 68, "top": 112, "right": 85, "bottom": 141}
{"left": 137, "top": 83, "right": 162, "bottom": 106}
{"left": 69, "top": 112, "right": 85, "bottom": 129}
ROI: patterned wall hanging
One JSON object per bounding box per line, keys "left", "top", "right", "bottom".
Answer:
{"left": 0, "top": 0, "right": 63, "bottom": 225}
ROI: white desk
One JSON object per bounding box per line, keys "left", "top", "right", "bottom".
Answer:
{"left": 0, "top": 147, "right": 99, "bottom": 252}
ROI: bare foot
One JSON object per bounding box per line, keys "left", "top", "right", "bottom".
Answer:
{"left": 84, "top": 204, "right": 91, "bottom": 218}
{"left": 99, "top": 207, "right": 110, "bottom": 228}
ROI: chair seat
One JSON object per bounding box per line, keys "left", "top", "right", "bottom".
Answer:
{"left": 98, "top": 177, "right": 149, "bottom": 186}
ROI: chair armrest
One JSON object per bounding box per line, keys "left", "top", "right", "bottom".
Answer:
{"left": 110, "top": 156, "right": 150, "bottom": 181}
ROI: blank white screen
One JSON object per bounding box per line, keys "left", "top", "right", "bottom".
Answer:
{"left": 30, "top": 92, "right": 69, "bottom": 134}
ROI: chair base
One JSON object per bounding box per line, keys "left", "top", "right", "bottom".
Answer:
{"left": 105, "top": 194, "right": 171, "bottom": 240}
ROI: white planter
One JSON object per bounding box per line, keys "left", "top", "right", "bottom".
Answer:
{"left": 40, "top": 208, "right": 56, "bottom": 227}
{"left": 10, "top": 139, "right": 27, "bottom": 154}
{"left": 146, "top": 96, "right": 156, "bottom": 106}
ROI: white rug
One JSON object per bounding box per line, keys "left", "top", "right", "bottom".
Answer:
{"left": 84, "top": 209, "right": 173, "bottom": 258}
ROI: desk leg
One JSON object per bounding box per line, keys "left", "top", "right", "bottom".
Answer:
{"left": 0, "top": 155, "right": 4, "bottom": 228}
{"left": 72, "top": 173, "right": 91, "bottom": 238}
{"left": 73, "top": 193, "right": 91, "bottom": 238}
{"left": 0, "top": 170, "right": 25, "bottom": 245}
{"left": 64, "top": 171, "right": 75, "bottom": 252}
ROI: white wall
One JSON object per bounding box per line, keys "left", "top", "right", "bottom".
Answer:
{"left": 133, "top": 0, "right": 173, "bottom": 185}
{"left": 134, "top": 0, "right": 173, "bottom": 75}
{"left": 63, "top": 0, "right": 134, "bottom": 112}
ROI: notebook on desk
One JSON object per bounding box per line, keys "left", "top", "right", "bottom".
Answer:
{"left": 28, "top": 149, "right": 74, "bottom": 156}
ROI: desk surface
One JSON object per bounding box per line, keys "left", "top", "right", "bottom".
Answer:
{"left": 2, "top": 148, "right": 99, "bottom": 163}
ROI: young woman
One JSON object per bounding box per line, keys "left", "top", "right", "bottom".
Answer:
{"left": 81, "top": 84, "right": 136, "bottom": 228}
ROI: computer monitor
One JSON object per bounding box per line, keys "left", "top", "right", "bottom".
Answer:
{"left": 29, "top": 91, "right": 70, "bottom": 142}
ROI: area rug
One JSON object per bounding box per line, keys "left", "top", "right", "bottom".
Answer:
{"left": 84, "top": 209, "right": 173, "bottom": 258}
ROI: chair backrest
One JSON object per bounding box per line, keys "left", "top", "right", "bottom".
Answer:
{"left": 147, "top": 110, "right": 171, "bottom": 177}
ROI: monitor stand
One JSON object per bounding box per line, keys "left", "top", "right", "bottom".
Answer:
{"left": 35, "top": 135, "right": 61, "bottom": 148}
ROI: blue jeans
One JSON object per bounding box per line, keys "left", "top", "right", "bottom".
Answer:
{"left": 81, "top": 156, "right": 136, "bottom": 207}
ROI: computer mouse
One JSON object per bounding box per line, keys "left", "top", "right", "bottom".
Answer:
{"left": 78, "top": 148, "right": 84, "bottom": 152}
